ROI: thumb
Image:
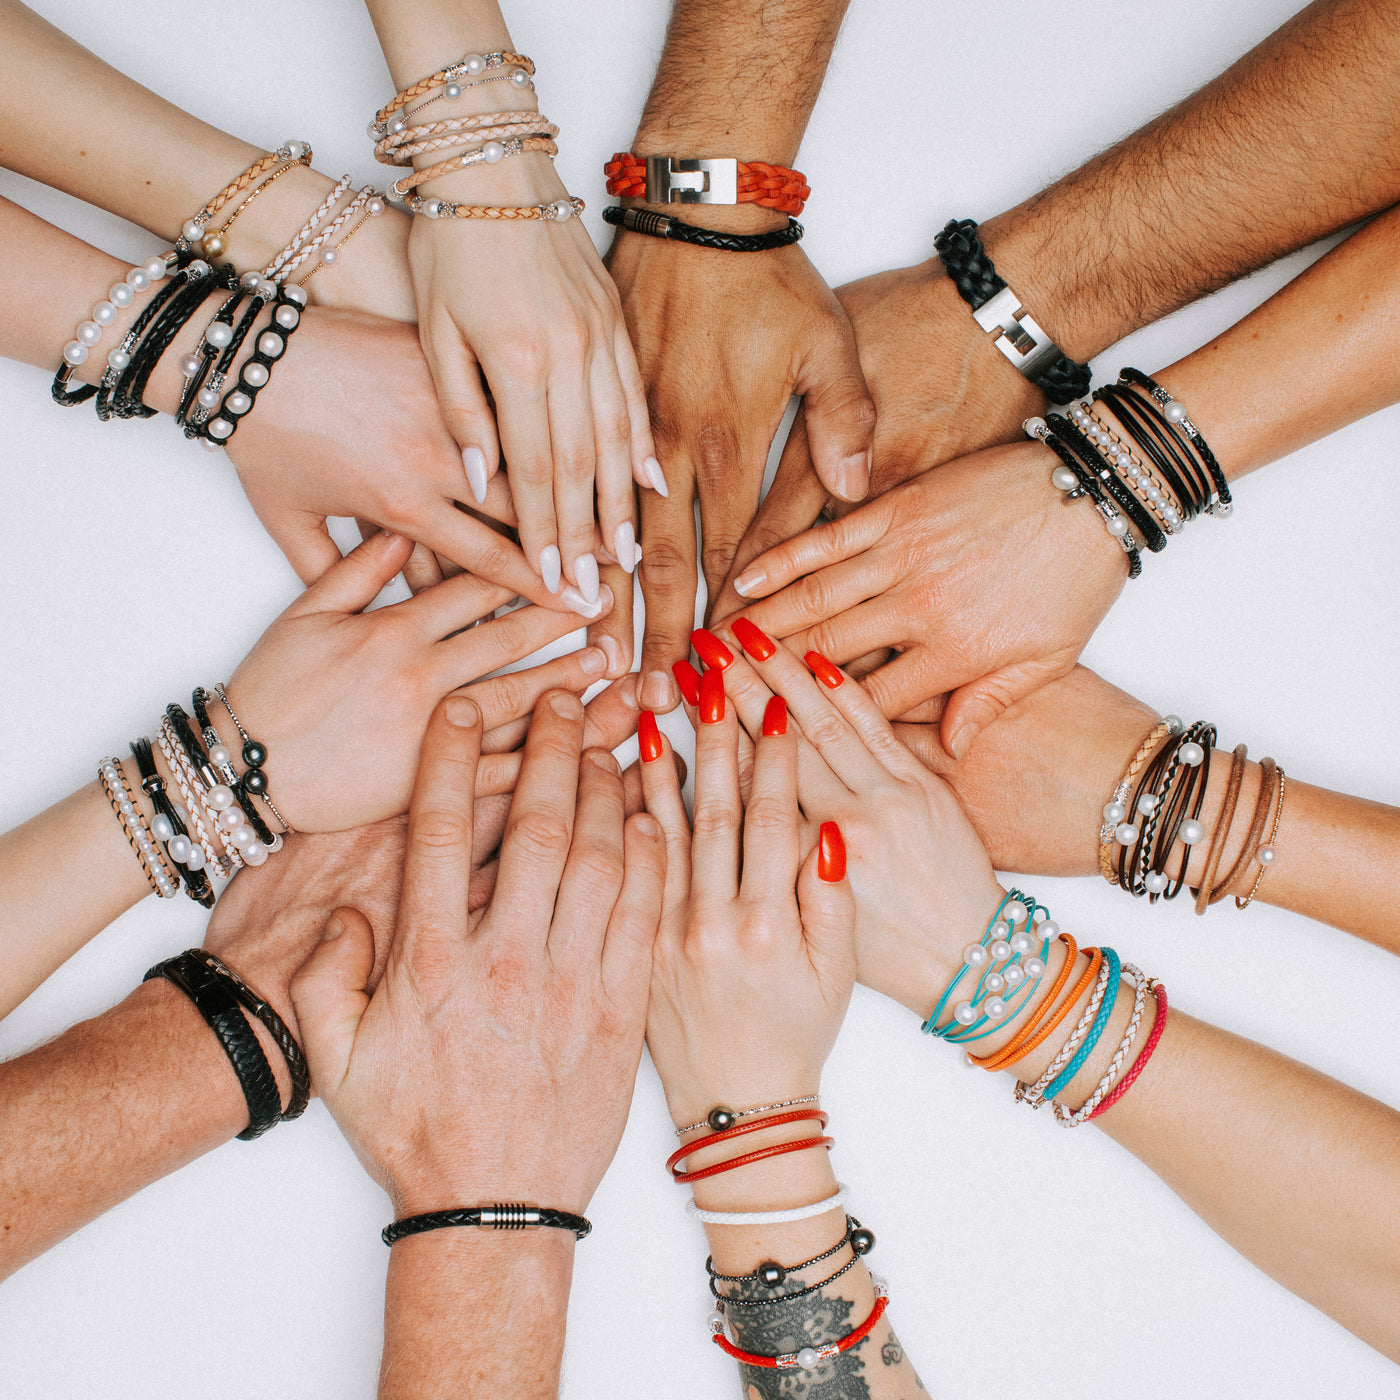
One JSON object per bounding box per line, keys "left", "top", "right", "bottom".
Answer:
{"left": 289, "top": 907, "right": 376, "bottom": 1100}
{"left": 940, "top": 656, "right": 1070, "bottom": 761}
{"left": 795, "top": 317, "right": 875, "bottom": 505}
{"left": 271, "top": 514, "right": 346, "bottom": 586}
{"left": 288, "top": 529, "right": 415, "bottom": 617}
{"left": 796, "top": 823, "right": 856, "bottom": 988}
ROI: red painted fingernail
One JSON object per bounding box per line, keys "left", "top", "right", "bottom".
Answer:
{"left": 805, "top": 651, "right": 844, "bottom": 689}
{"left": 732, "top": 617, "right": 776, "bottom": 661}
{"left": 691, "top": 628, "right": 733, "bottom": 671}
{"left": 672, "top": 660, "right": 701, "bottom": 707}
{"left": 638, "top": 711, "right": 664, "bottom": 763}
{"left": 818, "top": 821, "right": 846, "bottom": 882}
{"left": 762, "top": 695, "right": 788, "bottom": 737}
{"left": 699, "top": 666, "right": 726, "bottom": 724}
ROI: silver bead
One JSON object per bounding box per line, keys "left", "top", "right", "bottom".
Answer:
{"left": 366, "top": 120, "right": 382, "bottom": 139}
{"left": 187, "top": 260, "right": 210, "bottom": 279}
{"left": 1164, "top": 714, "right": 1184, "bottom": 733}
{"left": 284, "top": 140, "right": 307, "bottom": 159}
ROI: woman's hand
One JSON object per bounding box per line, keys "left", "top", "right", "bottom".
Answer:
{"left": 638, "top": 662, "right": 854, "bottom": 1127}
{"left": 222, "top": 528, "right": 614, "bottom": 832}
{"left": 730, "top": 440, "right": 1129, "bottom": 756}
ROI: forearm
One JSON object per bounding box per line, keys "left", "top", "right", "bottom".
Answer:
{"left": 981, "top": 0, "right": 1400, "bottom": 362}
{"left": 380, "top": 1231, "right": 571, "bottom": 1399}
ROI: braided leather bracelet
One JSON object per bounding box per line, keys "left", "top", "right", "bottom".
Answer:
{"left": 603, "top": 205, "right": 803, "bottom": 252}
{"left": 383, "top": 1203, "right": 591, "bottom": 1245}
{"left": 606, "top": 153, "right": 810, "bottom": 215}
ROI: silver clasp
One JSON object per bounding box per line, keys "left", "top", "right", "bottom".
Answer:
{"left": 973, "top": 286, "right": 1060, "bottom": 379}
{"left": 644, "top": 156, "right": 739, "bottom": 205}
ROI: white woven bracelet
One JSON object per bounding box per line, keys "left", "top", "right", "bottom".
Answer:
{"left": 264, "top": 174, "right": 352, "bottom": 280}
{"left": 686, "top": 1184, "right": 848, "bottom": 1227}
{"left": 278, "top": 186, "right": 374, "bottom": 279}
{"left": 1055, "top": 965, "right": 1149, "bottom": 1126}
{"left": 1016, "top": 956, "right": 1112, "bottom": 1107}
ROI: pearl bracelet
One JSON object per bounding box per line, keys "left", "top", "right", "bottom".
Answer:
{"left": 402, "top": 193, "right": 584, "bottom": 222}
{"left": 277, "top": 187, "right": 385, "bottom": 281}
{"left": 1067, "top": 400, "right": 1184, "bottom": 533}
{"left": 370, "top": 51, "right": 536, "bottom": 137}
{"left": 157, "top": 721, "right": 237, "bottom": 877}
{"left": 98, "top": 756, "right": 180, "bottom": 898}
{"left": 200, "top": 286, "right": 305, "bottom": 447}
{"left": 391, "top": 135, "right": 560, "bottom": 199}
{"left": 177, "top": 141, "right": 312, "bottom": 259}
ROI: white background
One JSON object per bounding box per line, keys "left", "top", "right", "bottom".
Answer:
{"left": 3, "top": 0, "right": 1399, "bottom": 1395}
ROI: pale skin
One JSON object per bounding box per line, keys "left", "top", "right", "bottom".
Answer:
{"left": 605, "top": 0, "right": 876, "bottom": 715}
{"left": 683, "top": 632, "right": 1400, "bottom": 1362}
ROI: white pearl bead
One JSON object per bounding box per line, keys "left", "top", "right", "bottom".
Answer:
{"left": 201, "top": 439, "right": 225, "bottom": 453}
{"left": 109, "top": 283, "right": 135, "bottom": 308}
{"left": 367, "top": 197, "right": 385, "bottom": 216}
{"left": 1114, "top": 822, "right": 1140, "bottom": 845}
{"left": 1024, "top": 957, "right": 1046, "bottom": 978}
{"left": 184, "top": 845, "right": 207, "bottom": 871}
{"left": 119, "top": 800, "right": 134, "bottom": 815}
{"left": 1257, "top": 844, "right": 1276, "bottom": 865}
{"left": 106, "top": 348, "right": 130, "bottom": 372}
{"left": 275, "top": 304, "right": 300, "bottom": 329}
{"left": 209, "top": 744, "right": 231, "bottom": 768}
{"left": 318, "top": 245, "right": 338, "bottom": 264}
{"left": 267, "top": 834, "right": 284, "bottom": 854}
{"left": 796, "top": 1349, "right": 820, "bottom": 1372}
{"left": 1106, "top": 514, "right": 1129, "bottom": 537}
{"left": 283, "top": 285, "right": 308, "bottom": 307}
{"left": 226, "top": 391, "right": 252, "bottom": 415}
{"left": 1114, "top": 450, "right": 1131, "bottom": 467}
{"left": 152, "top": 814, "right": 175, "bottom": 840}
{"left": 1164, "top": 400, "right": 1187, "bottom": 424}
{"left": 962, "top": 943, "right": 989, "bottom": 968}
{"left": 197, "top": 387, "right": 221, "bottom": 409}
{"left": 138, "top": 837, "right": 153, "bottom": 853}
{"left": 242, "top": 841, "right": 269, "bottom": 866}
{"left": 1179, "top": 742, "right": 1205, "bottom": 766}
{"left": 990, "top": 921, "right": 1010, "bottom": 939}
{"left": 285, "top": 141, "right": 307, "bottom": 159}
{"left": 1039, "top": 919, "right": 1059, "bottom": 939}
{"left": 219, "top": 806, "right": 245, "bottom": 830}
{"left": 1103, "top": 801, "right": 1125, "bottom": 824}
{"left": 1009, "top": 930, "right": 1033, "bottom": 955}
{"left": 962, "top": 1051, "right": 978, "bottom": 1069}
{"left": 182, "top": 220, "right": 205, "bottom": 243}
{"left": 984, "top": 997, "right": 1007, "bottom": 1020}
{"left": 168, "top": 835, "right": 192, "bottom": 862}
{"left": 1002, "top": 900, "right": 1027, "bottom": 925}
{"left": 1179, "top": 819, "right": 1204, "bottom": 845}
{"left": 510, "top": 67, "right": 530, "bottom": 86}
{"left": 984, "top": 972, "right": 1005, "bottom": 994}
{"left": 258, "top": 331, "right": 284, "bottom": 357}
{"left": 1136, "top": 793, "right": 1158, "bottom": 816}
{"left": 421, "top": 199, "right": 442, "bottom": 219}
{"left": 1051, "top": 465, "right": 1079, "bottom": 492}
{"left": 463, "top": 53, "right": 487, "bottom": 74}
{"left": 388, "top": 118, "right": 405, "bottom": 135}
{"left": 206, "top": 785, "right": 236, "bottom": 811}
{"left": 1145, "top": 871, "right": 1168, "bottom": 893}
{"left": 444, "top": 82, "right": 462, "bottom": 99}
{"left": 1003, "top": 964, "right": 1025, "bottom": 987}
{"left": 206, "top": 322, "right": 234, "bottom": 348}
{"left": 144, "top": 256, "right": 169, "bottom": 281}
{"left": 180, "top": 353, "right": 203, "bottom": 378}
{"left": 953, "top": 1002, "right": 976, "bottom": 1025}
{"left": 126, "top": 267, "right": 151, "bottom": 290}
{"left": 706, "top": 1309, "right": 725, "bottom": 1330}
{"left": 239, "top": 273, "right": 263, "bottom": 293}
{"left": 232, "top": 824, "right": 259, "bottom": 850}
{"left": 1144, "top": 485, "right": 1161, "bottom": 502}
{"left": 550, "top": 198, "right": 574, "bottom": 221}
{"left": 482, "top": 141, "right": 506, "bottom": 164}
{"left": 62, "top": 340, "right": 88, "bottom": 366}
{"left": 93, "top": 301, "right": 119, "bottom": 326}
{"left": 1095, "top": 430, "right": 1111, "bottom": 447}
{"left": 989, "top": 940, "right": 1012, "bottom": 963}
{"left": 241, "top": 362, "right": 269, "bottom": 388}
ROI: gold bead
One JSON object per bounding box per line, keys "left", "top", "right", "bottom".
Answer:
{"left": 201, "top": 232, "right": 226, "bottom": 258}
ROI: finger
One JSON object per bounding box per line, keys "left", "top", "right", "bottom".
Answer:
{"left": 463, "top": 644, "right": 609, "bottom": 736}
{"left": 469, "top": 856, "right": 500, "bottom": 913}
{"left": 583, "top": 673, "right": 642, "bottom": 752}
{"left": 403, "top": 568, "right": 514, "bottom": 637}
{"left": 419, "top": 318, "right": 500, "bottom": 504}
{"left": 690, "top": 665, "right": 741, "bottom": 901}
{"left": 395, "top": 694, "right": 482, "bottom": 961}
{"left": 285, "top": 529, "right": 415, "bottom": 618}
{"left": 612, "top": 320, "right": 661, "bottom": 493}
{"left": 861, "top": 648, "right": 944, "bottom": 722}
{"left": 549, "top": 749, "right": 626, "bottom": 964}
{"left": 771, "top": 594, "right": 909, "bottom": 667}
{"left": 635, "top": 716, "right": 693, "bottom": 935}
{"left": 589, "top": 352, "right": 639, "bottom": 582}
{"left": 586, "top": 559, "right": 634, "bottom": 677}
{"left": 696, "top": 430, "right": 768, "bottom": 617}
{"left": 472, "top": 793, "right": 514, "bottom": 868}
{"left": 637, "top": 467, "right": 700, "bottom": 712}
{"left": 731, "top": 501, "right": 885, "bottom": 603}
{"left": 739, "top": 697, "right": 799, "bottom": 903}
{"left": 482, "top": 717, "right": 532, "bottom": 755}
{"left": 404, "top": 544, "right": 446, "bottom": 595}
{"left": 601, "top": 811, "right": 666, "bottom": 993}
{"left": 546, "top": 368, "right": 601, "bottom": 601}
{"left": 289, "top": 907, "right": 376, "bottom": 1097}
{"left": 795, "top": 311, "right": 875, "bottom": 504}
{"left": 486, "top": 346, "right": 558, "bottom": 592}
{"left": 489, "top": 690, "right": 586, "bottom": 945}
{"left": 268, "top": 513, "right": 346, "bottom": 586}
{"left": 795, "top": 827, "right": 856, "bottom": 982}
{"left": 940, "top": 655, "right": 1073, "bottom": 761}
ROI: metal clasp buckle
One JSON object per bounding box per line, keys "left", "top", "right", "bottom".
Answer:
{"left": 644, "top": 156, "right": 739, "bottom": 205}
{"left": 973, "top": 286, "right": 1060, "bottom": 379}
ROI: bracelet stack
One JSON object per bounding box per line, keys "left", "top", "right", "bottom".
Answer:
{"left": 177, "top": 141, "right": 314, "bottom": 261}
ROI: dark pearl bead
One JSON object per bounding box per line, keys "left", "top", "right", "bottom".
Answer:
{"left": 241, "top": 767, "right": 268, "bottom": 795}
{"left": 850, "top": 1227, "right": 876, "bottom": 1256}
{"left": 242, "top": 740, "right": 268, "bottom": 768}
{"left": 757, "top": 1262, "right": 786, "bottom": 1287}
{"left": 707, "top": 1107, "right": 736, "bottom": 1132}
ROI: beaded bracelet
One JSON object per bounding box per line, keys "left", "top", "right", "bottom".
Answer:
{"left": 90, "top": 260, "right": 200, "bottom": 421}
{"left": 968, "top": 931, "right": 1077, "bottom": 1072}
{"left": 175, "top": 287, "right": 246, "bottom": 425}
{"left": 675, "top": 1096, "right": 821, "bottom": 1137}
{"left": 278, "top": 188, "right": 386, "bottom": 282}
{"left": 1099, "top": 717, "right": 1183, "bottom": 883}
{"left": 687, "top": 1184, "right": 849, "bottom": 1227}
{"left": 262, "top": 175, "right": 352, "bottom": 280}
{"left": 165, "top": 704, "right": 275, "bottom": 861}
{"left": 391, "top": 135, "right": 559, "bottom": 199}
{"left": 129, "top": 737, "right": 214, "bottom": 907}
{"left": 1068, "top": 399, "right": 1183, "bottom": 535}
{"left": 1235, "top": 768, "right": 1285, "bottom": 909}
{"left": 403, "top": 193, "right": 584, "bottom": 222}
{"left": 200, "top": 286, "right": 305, "bottom": 447}
{"left": 710, "top": 1283, "right": 888, "bottom": 1371}
{"left": 707, "top": 1216, "right": 874, "bottom": 1298}
{"left": 1014, "top": 948, "right": 1107, "bottom": 1107}
{"left": 157, "top": 720, "right": 237, "bottom": 877}
{"left": 377, "top": 113, "right": 560, "bottom": 165}
{"left": 211, "top": 684, "right": 293, "bottom": 833}
{"left": 1095, "top": 381, "right": 1210, "bottom": 522}
{"left": 1118, "top": 368, "right": 1231, "bottom": 513}
{"left": 98, "top": 756, "right": 179, "bottom": 897}
{"left": 197, "top": 158, "right": 309, "bottom": 261}
{"left": 1054, "top": 963, "right": 1149, "bottom": 1125}
{"left": 177, "top": 142, "right": 313, "bottom": 258}
{"left": 182, "top": 284, "right": 274, "bottom": 436}
{"left": 1089, "top": 981, "right": 1168, "bottom": 1118}
{"left": 372, "top": 52, "right": 536, "bottom": 134}
{"left": 1045, "top": 412, "right": 1168, "bottom": 552}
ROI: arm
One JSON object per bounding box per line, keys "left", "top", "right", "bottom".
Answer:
{"left": 607, "top": 0, "right": 875, "bottom": 714}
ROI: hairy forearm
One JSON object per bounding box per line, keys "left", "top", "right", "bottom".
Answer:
{"left": 982, "top": 0, "right": 1400, "bottom": 361}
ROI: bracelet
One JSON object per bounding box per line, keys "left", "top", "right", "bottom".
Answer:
{"left": 1111, "top": 722, "right": 1214, "bottom": 896}
{"left": 129, "top": 737, "right": 214, "bottom": 907}
{"left": 1069, "top": 399, "right": 1184, "bottom": 535}
{"left": 686, "top": 1184, "right": 848, "bottom": 1227}
{"left": 934, "top": 217, "right": 1090, "bottom": 401}
{"left": 145, "top": 951, "right": 282, "bottom": 1139}
{"left": 157, "top": 720, "right": 237, "bottom": 877}
{"left": 175, "top": 288, "right": 247, "bottom": 426}
{"left": 212, "top": 683, "right": 293, "bottom": 833}
{"left": 372, "top": 52, "right": 536, "bottom": 133}
{"left": 263, "top": 175, "right": 352, "bottom": 279}
{"left": 1099, "top": 717, "right": 1183, "bottom": 882}
{"left": 605, "top": 153, "right": 810, "bottom": 215}
{"left": 1119, "top": 367, "right": 1231, "bottom": 513}
{"left": 968, "top": 932, "right": 1077, "bottom": 1072}
{"left": 710, "top": 1284, "right": 888, "bottom": 1370}
{"left": 602, "top": 205, "right": 804, "bottom": 252}
{"left": 1089, "top": 981, "right": 1169, "bottom": 1118}
{"left": 201, "top": 287, "right": 305, "bottom": 447}
{"left": 279, "top": 187, "right": 387, "bottom": 283}
{"left": 403, "top": 193, "right": 584, "bottom": 222}
{"left": 165, "top": 703, "right": 273, "bottom": 858}
{"left": 198, "top": 158, "right": 309, "bottom": 261}
{"left": 1193, "top": 743, "right": 1247, "bottom": 912}
{"left": 98, "top": 756, "right": 179, "bottom": 897}
{"left": 391, "top": 135, "right": 559, "bottom": 199}
{"left": 674, "top": 1135, "right": 833, "bottom": 1184}
{"left": 177, "top": 142, "right": 313, "bottom": 257}
{"left": 377, "top": 114, "right": 560, "bottom": 165}
{"left": 1045, "top": 413, "right": 1167, "bottom": 552}
{"left": 1038, "top": 947, "right": 1121, "bottom": 1102}
{"left": 707, "top": 1216, "right": 874, "bottom": 1296}
{"left": 1054, "top": 963, "right": 1150, "bottom": 1125}
{"left": 1014, "top": 948, "right": 1106, "bottom": 1106}
{"left": 182, "top": 286, "right": 273, "bottom": 436}
{"left": 383, "top": 1202, "right": 590, "bottom": 1245}
{"left": 676, "top": 1095, "right": 821, "bottom": 1137}
{"left": 667, "top": 1110, "right": 828, "bottom": 1179}
{"left": 1235, "top": 769, "right": 1285, "bottom": 909}
{"left": 1094, "top": 382, "right": 1208, "bottom": 522}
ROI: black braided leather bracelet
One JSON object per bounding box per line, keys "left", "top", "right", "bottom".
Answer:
{"left": 383, "top": 1203, "right": 593, "bottom": 1245}
{"left": 145, "top": 950, "right": 283, "bottom": 1140}
{"left": 934, "top": 217, "right": 1092, "bottom": 403}
{"left": 603, "top": 205, "right": 803, "bottom": 251}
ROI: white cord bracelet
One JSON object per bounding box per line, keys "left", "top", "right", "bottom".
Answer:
{"left": 686, "top": 1184, "right": 849, "bottom": 1227}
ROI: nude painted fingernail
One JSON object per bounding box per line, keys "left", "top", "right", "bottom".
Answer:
{"left": 575, "top": 552, "right": 600, "bottom": 605}
{"left": 444, "top": 696, "right": 481, "bottom": 727}
{"left": 539, "top": 545, "right": 562, "bottom": 594}
{"left": 588, "top": 749, "right": 621, "bottom": 774}
{"left": 949, "top": 726, "right": 973, "bottom": 761}
{"left": 562, "top": 583, "right": 612, "bottom": 619}
{"left": 732, "top": 569, "right": 764, "bottom": 598}
{"left": 614, "top": 522, "right": 637, "bottom": 575}
{"left": 633, "top": 542, "right": 644, "bottom": 569}
{"left": 641, "top": 669, "right": 672, "bottom": 709}
{"left": 835, "top": 451, "right": 870, "bottom": 503}
{"left": 550, "top": 692, "right": 583, "bottom": 719}
{"left": 579, "top": 646, "right": 608, "bottom": 677}
{"left": 619, "top": 674, "right": 640, "bottom": 710}
{"left": 643, "top": 456, "right": 669, "bottom": 498}
{"left": 462, "top": 445, "right": 489, "bottom": 505}
{"left": 600, "top": 635, "right": 628, "bottom": 674}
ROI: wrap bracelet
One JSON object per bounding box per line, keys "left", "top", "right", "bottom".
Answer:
{"left": 402, "top": 193, "right": 584, "bottom": 222}
{"left": 710, "top": 1283, "right": 888, "bottom": 1370}
{"left": 372, "top": 52, "right": 536, "bottom": 133}
{"left": 129, "top": 737, "right": 214, "bottom": 906}
{"left": 603, "top": 205, "right": 803, "bottom": 251}
{"left": 98, "top": 756, "right": 180, "bottom": 897}
{"left": 383, "top": 1203, "right": 591, "bottom": 1245}
{"left": 707, "top": 1215, "right": 875, "bottom": 1299}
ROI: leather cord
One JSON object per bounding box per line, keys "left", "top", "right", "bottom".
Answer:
{"left": 383, "top": 1203, "right": 592, "bottom": 1245}
{"left": 603, "top": 206, "right": 803, "bottom": 251}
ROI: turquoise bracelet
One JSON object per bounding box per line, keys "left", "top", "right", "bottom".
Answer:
{"left": 1041, "top": 946, "right": 1121, "bottom": 1101}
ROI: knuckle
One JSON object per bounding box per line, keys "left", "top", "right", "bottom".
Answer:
{"left": 693, "top": 419, "right": 738, "bottom": 493}
{"left": 571, "top": 843, "right": 626, "bottom": 898}
{"left": 691, "top": 799, "right": 742, "bottom": 840}
{"left": 505, "top": 809, "right": 573, "bottom": 860}
{"left": 741, "top": 795, "right": 790, "bottom": 833}
{"left": 411, "top": 807, "right": 470, "bottom": 854}
{"left": 497, "top": 339, "right": 547, "bottom": 387}
{"left": 700, "top": 541, "right": 740, "bottom": 585}
{"left": 552, "top": 317, "right": 590, "bottom": 360}
{"left": 638, "top": 537, "right": 693, "bottom": 594}
{"left": 802, "top": 710, "right": 850, "bottom": 749}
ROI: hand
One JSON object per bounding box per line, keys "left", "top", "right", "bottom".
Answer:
{"left": 290, "top": 690, "right": 666, "bottom": 1216}
{"left": 638, "top": 661, "right": 854, "bottom": 1126}
{"left": 222, "top": 528, "right": 616, "bottom": 831}
{"left": 410, "top": 155, "right": 658, "bottom": 609}
{"left": 731, "top": 440, "right": 1129, "bottom": 756}
{"left": 701, "top": 622, "right": 1002, "bottom": 1015}
{"left": 606, "top": 232, "right": 875, "bottom": 711}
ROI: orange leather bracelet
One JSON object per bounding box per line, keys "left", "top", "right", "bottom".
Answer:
{"left": 604, "top": 152, "right": 810, "bottom": 215}
{"left": 666, "top": 1109, "right": 827, "bottom": 1177}
{"left": 674, "top": 1135, "right": 834, "bottom": 1184}
{"left": 969, "top": 933, "right": 1078, "bottom": 1072}
{"left": 984, "top": 945, "right": 1103, "bottom": 1074}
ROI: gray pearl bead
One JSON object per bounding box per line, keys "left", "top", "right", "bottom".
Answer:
{"left": 707, "top": 1107, "right": 735, "bottom": 1132}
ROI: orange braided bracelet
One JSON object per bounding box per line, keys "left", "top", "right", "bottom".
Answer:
{"left": 994, "top": 945, "right": 1104, "bottom": 1075}
{"left": 373, "top": 51, "right": 535, "bottom": 129}
{"left": 969, "top": 933, "right": 1078, "bottom": 1072}
{"left": 392, "top": 135, "right": 559, "bottom": 198}
{"left": 605, "top": 152, "right": 810, "bottom": 215}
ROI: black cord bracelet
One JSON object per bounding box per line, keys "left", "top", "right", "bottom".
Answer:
{"left": 129, "top": 737, "right": 214, "bottom": 907}
{"left": 166, "top": 704, "right": 275, "bottom": 847}
{"left": 1119, "top": 367, "right": 1231, "bottom": 510}
{"left": 383, "top": 1204, "right": 592, "bottom": 1245}
{"left": 92, "top": 269, "right": 192, "bottom": 421}
{"left": 145, "top": 951, "right": 282, "bottom": 1139}
{"left": 183, "top": 291, "right": 273, "bottom": 438}
{"left": 602, "top": 205, "right": 804, "bottom": 252}
{"left": 200, "top": 285, "right": 305, "bottom": 446}
{"left": 1046, "top": 414, "right": 1167, "bottom": 552}
{"left": 934, "top": 218, "right": 1092, "bottom": 402}
{"left": 1031, "top": 421, "right": 1142, "bottom": 580}
{"left": 1094, "top": 383, "right": 1207, "bottom": 520}
{"left": 175, "top": 289, "right": 247, "bottom": 427}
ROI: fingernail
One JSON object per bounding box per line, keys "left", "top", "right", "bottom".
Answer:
{"left": 732, "top": 617, "right": 775, "bottom": 661}
{"left": 641, "top": 669, "right": 672, "bottom": 709}
{"left": 462, "top": 445, "right": 489, "bottom": 505}
{"left": 588, "top": 749, "right": 621, "bottom": 774}
{"left": 805, "top": 651, "right": 844, "bottom": 689}
{"left": 601, "top": 634, "right": 629, "bottom": 674}
{"left": 699, "top": 666, "right": 725, "bottom": 724}
{"left": 575, "top": 552, "right": 600, "bottom": 605}
{"left": 550, "top": 691, "right": 583, "bottom": 719}
{"left": 324, "top": 913, "right": 344, "bottom": 941}
{"left": 619, "top": 674, "right": 640, "bottom": 710}
{"left": 444, "top": 695, "right": 481, "bottom": 727}
{"left": 376, "top": 529, "right": 406, "bottom": 545}
{"left": 732, "top": 569, "right": 764, "bottom": 598}
{"left": 562, "top": 583, "right": 610, "bottom": 619}
{"left": 835, "top": 451, "right": 870, "bottom": 503}
{"left": 539, "top": 545, "right": 562, "bottom": 594}
{"left": 579, "top": 646, "right": 608, "bottom": 677}
{"left": 638, "top": 710, "right": 664, "bottom": 763}
{"left": 762, "top": 695, "right": 787, "bottom": 736}
{"left": 690, "top": 627, "right": 733, "bottom": 671}
{"left": 614, "top": 522, "right": 637, "bottom": 575}
{"left": 949, "top": 726, "right": 972, "bottom": 761}
{"left": 671, "top": 660, "right": 701, "bottom": 707}
{"left": 818, "top": 821, "right": 846, "bottom": 882}
{"left": 633, "top": 542, "right": 644, "bottom": 569}
{"left": 632, "top": 812, "right": 660, "bottom": 837}
{"left": 643, "top": 456, "right": 669, "bottom": 498}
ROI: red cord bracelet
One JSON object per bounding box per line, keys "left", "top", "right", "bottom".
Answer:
{"left": 1089, "top": 982, "right": 1169, "bottom": 1119}
{"left": 604, "top": 153, "right": 810, "bottom": 215}
{"left": 665, "top": 1109, "right": 828, "bottom": 1177}
{"left": 674, "top": 1134, "right": 835, "bottom": 1184}
{"left": 711, "top": 1290, "right": 888, "bottom": 1369}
